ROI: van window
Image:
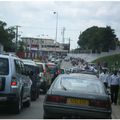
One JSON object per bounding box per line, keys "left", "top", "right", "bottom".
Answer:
{"left": 14, "top": 60, "right": 22, "bottom": 74}
{"left": 0, "top": 58, "right": 9, "bottom": 75}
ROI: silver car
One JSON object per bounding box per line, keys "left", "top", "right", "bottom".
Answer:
{"left": 0, "top": 54, "right": 32, "bottom": 114}
{"left": 43, "top": 73, "right": 111, "bottom": 119}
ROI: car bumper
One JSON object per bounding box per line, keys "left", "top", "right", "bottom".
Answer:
{"left": 44, "top": 103, "right": 111, "bottom": 119}
{"left": 0, "top": 93, "right": 18, "bottom": 108}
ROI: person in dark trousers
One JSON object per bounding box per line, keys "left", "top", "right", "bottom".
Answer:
{"left": 109, "top": 70, "right": 120, "bottom": 105}
{"left": 99, "top": 69, "right": 109, "bottom": 89}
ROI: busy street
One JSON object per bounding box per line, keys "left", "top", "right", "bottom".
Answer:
{"left": 0, "top": 58, "right": 120, "bottom": 119}
{"left": 1, "top": 1, "right": 120, "bottom": 119}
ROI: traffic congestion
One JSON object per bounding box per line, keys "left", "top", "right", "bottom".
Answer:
{"left": 1, "top": 52, "right": 120, "bottom": 118}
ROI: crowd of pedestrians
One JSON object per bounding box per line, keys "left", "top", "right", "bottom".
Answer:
{"left": 99, "top": 68, "right": 120, "bottom": 105}
{"left": 65, "top": 56, "right": 120, "bottom": 105}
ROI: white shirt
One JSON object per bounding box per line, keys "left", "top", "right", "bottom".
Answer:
{"left": 99, "top": 72, "right": 109, "bottom": 83}
{"left": 109, "top": 74, "right": 120, "bottom": 86}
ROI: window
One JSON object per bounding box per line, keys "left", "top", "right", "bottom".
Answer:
{"left": 0, "top": 58, "right": 9, "bottom": 75}
{"left": 54, "top": 76, "right": 105, "bottom": 94}
{"left": 14, "top": 59, "right": 22, "bottom": 74}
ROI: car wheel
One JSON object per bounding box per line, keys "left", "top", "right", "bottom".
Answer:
{"left": 23, "top": 98, "right": 31, "bottom": 107}
{"left": 43, "top": 113, "right": 50, "bottom": 119}
{"left": 107, "top": 116, "right": 112, "bottom": 119}
{"left": 31, "top": 92, "right": 37, "bottom": 101}
{"left": 43, "top": 112, "right": 58, "bottom": 119}
{"left": 43, "top": 87, "right": 47, "bottom": 94}
{"left": 37, "top": 90, "right": 39, "bottom": 98}
{"left": 13, "top": 96, "right": 22, "bottom": 114}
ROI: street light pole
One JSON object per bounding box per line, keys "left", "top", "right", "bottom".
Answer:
{"left": 53, "top": 11, "right": 58, "bottom": 55}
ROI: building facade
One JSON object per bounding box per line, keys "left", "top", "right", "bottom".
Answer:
{"left": 21, "top": 37, "right": 69, "bottom": 59}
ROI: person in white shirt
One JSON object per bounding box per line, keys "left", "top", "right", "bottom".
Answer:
{"left": 109, "top": 70, "right": 120, "bottom": 105}
{"left": 99, "top": 69, "right": 109, "bottom": 89}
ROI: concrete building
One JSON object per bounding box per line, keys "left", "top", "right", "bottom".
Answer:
{"left": 21, "top": 37, "right": 69, "bottom": 59}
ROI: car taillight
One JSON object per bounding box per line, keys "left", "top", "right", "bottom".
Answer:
{"left": 11, "top": 76, "right": 17, "bottom": 86}
{"left": 57, "top": 70, "right": 60, "bottom": 74}
{"left": 46, "top": 95, "right": 66, "bottom": 103}
{"left": 44, "top": 70, "right": 46, "bottom": 75}
{"left": 90, "top": 99, "right": 111, "bottom": 109}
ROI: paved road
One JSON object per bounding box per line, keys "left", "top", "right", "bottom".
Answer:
{"left": 0, "top": 60, "right": 119, "bottom": 119}
{"left": 0, "top": 95, "right": 45, "bottom": 119}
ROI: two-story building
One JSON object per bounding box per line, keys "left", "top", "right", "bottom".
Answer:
{"left": 21, "top": 37, "right": 69, "bottom": 59}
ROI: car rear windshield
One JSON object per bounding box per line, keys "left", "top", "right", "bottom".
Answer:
{"left": 0, "top": 58, "right": 9, "bottom": 75}
{"left": 24, "top": 65, "right": 37, "bottom": 74}
{"left": 54, "top": 75, "right": 105, "bottom": 94}
{"left": 37, "top": 64, "right": 44, "bottom": 72}
{"left": 47, "top": 65, "right": 57, "bottom": 73}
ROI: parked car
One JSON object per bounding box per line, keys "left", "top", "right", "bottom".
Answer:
{"left": 22, "top": 59, "right": 40, "bottom": 101}
{"left": 43, "top": 73, "right": 111, "bottom": 119}
{"left": 0, "top": 53, "right": 32, "bottom": 114}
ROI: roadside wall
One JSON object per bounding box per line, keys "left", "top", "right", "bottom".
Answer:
{"left": 68, "top": 49, "right": 120, "bottom": 62}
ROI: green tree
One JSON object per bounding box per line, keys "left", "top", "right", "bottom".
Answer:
{"left": 78, "top": 26, "right": 117, "bottom": 53}
{"left": 0, "top": 20, "right": 15, "bottom": 52}
{"left": 17, "top": 41, "right": 25, "bottom": 52}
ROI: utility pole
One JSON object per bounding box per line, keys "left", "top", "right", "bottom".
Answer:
{"left": 62, "top": 27, "right": 65, "bottom": 43}
{"left": 68, "top": 38, "right": 71, "bottom": 53}
{"left": 53, "top": 11, "right": 58, "bottom": 56}
{"left": 15, "top": 25, "right": 21, "bottom": 53}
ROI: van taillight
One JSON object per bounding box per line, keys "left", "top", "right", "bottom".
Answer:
{"left": 11, "top": 81, "right": 17, "bottom": 86}
{"left": 11, "top": 77, "right": 17, "bottom": 86}
{"left": 46, "top": 95, "right": 66, "bottom": 103}
{"left": 90, "top": 99, "right": 111, "bottom": 109}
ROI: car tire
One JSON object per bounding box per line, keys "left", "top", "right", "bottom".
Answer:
{"left": 43, "top": 112, "right": 58, "bottom": 119}
{"left": 43, "top": 87, "right": 47, "bottom": 94}
{"left": 31, "top": 92, "right": 37, "bottom": 101}
{"left": 23, "top": 98, "right": 31, "bottom": 107}
{"left": 107, "top": 116, "right": 112, "bottom": 119}
{"left": 13, "top": 96, "right": 22, "bottom": 114}
{"left": 37, "top": 90, "right": 39, "bottom": 98}
{"left": 43, "top": 113, "right": 50, "bottom": 119}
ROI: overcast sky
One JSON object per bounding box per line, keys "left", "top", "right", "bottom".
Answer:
{"left": 0, "top": 1, "right": 120, "bottom": 49}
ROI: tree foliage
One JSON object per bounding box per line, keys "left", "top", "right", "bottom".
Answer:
{"left": 77, "top": 26, "right": 118, "bottom": 53}
{"left": 0, "top": 20, "right": 15, "bottom": 52}
{"left": 17, "top": 41, "right": 25, "bottom": 52}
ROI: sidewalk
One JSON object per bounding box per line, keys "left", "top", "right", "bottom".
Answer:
{"left": 112, "top": 104, "right": 120, "bottom": 119}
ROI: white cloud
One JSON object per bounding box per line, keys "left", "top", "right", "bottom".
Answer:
{"left": 0, "top": 1, "right": 120, "bottom": 49}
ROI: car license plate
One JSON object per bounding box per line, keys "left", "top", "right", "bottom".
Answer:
{"left": 67, "top": 98, "right": 89, "bottom": 106}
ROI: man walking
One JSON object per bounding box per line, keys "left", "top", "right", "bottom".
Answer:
{"left": 99, "top": 69, "right": 109, "bottom": 88}
{"left": 109, "top": 70, "right": 120, "bottom": 105}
